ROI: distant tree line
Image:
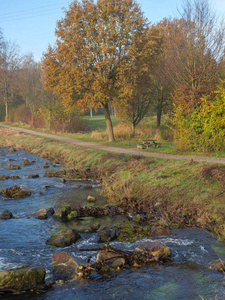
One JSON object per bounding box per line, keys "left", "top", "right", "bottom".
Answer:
{"left": 0, "top": 0, "right": 224, "bottom": 150}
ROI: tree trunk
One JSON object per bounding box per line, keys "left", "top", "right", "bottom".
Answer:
{"left": 131, "top": 123, "right": 136, "bottom": 135}
{"left": 31, "top": 111, "right": 34, "bottom": 127}
{"left": 5, "top": 102, "right": 8, "bottom": 122}
{"left": 157, "top": 87, "right": 163, "bottom": 128}
{"left": 102, "top": 103, "right": 115, "bottom": 142}
{"left": 90, "top": 108, "right": 93, "bottom": 118}
{"left": 157, "top": 108, "right": 162, "bottom": 128}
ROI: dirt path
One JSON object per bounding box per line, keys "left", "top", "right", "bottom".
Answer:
{"left": 1, "top": 123, "right": 225, "bottom": 164}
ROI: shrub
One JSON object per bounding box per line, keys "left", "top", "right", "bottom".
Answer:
{"left": 172, "top": 83, "right": 225, "bottom": 152}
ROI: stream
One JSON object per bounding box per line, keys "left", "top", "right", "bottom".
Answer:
{"left": 0, "top": 147, "right": 225, "bottom": 300}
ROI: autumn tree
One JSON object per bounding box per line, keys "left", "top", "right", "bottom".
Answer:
{"left": 40, "top": 0, "right": 149, "bottom": 141}
{"left": 0, "top": 39, "right": 21, "bottom": 122}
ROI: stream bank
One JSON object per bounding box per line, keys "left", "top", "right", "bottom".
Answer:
{"left": 0, "top": 145, "right": 225, "bottom": 299}
{"left": 0, "top": 128, "right": 225, "bottom": 241}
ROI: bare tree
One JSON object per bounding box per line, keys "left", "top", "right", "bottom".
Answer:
{"left": 171, "top": 0, "right": 225, "bottom": 111}
{"left": 0, "top": 40, "right": 21, "bottom": 121}
{"left": 20, "top": 53, "right": 43, "bottom": 125}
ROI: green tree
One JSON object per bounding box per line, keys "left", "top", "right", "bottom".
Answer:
{"left": 40, "top": 0, "right": 149, "bottom": 141}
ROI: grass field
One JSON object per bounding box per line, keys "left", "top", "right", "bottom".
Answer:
{"left": 82, "top": 115, "right": 119, "bottom": 130}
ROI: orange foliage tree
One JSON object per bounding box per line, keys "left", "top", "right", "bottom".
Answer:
{"left": 40, "top": 0, "right": 149, "bottom": 141}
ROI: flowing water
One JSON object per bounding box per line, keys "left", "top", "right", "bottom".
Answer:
{"left": 0, "top": 147, "right": 225, "bottom": 300}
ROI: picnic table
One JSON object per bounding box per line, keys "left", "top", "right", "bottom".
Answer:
{"left": 137, "top": 139, "right": 161, "bottom": 149}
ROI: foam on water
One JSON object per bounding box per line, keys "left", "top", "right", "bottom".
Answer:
{"left": 0, "top": 257, "right": 18, "bottom": 271}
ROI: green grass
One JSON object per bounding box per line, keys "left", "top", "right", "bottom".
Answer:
{"left": 82, "top": 115, "right": 119, "bottom": 130}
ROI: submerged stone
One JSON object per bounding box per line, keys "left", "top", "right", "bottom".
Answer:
{"left": 83, "top": 184, "right": 92, "bottom": 189}
{"left": 28, "top": 174, "right": 39, "bottom": 179}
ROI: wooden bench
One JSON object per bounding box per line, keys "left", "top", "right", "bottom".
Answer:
{"left": 137, "top": 139, "right": 161, "bottom": 149}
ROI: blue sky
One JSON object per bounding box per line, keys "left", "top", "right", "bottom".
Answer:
{"left": 0, "top": 0, "right": 225, "bottom": 62}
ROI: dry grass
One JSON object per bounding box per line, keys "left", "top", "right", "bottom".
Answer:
{"left": 200, "top": 165, "right": 225, "bottom": 182}
{"left": 90, "top": 130, "right": 106, "bottom": 140}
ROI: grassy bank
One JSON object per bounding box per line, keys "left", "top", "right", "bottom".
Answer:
{"left": 0, "top": 128, "right": 225, "bottom": 242}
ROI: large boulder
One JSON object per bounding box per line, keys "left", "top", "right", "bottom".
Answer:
{"left": 52, "top": 252, "right": 79, "bottom": 280}
{"left": 0, "top": 265, "right": 45, "bottom": 291}
{"left": 46, "top": 229, "right": 80, "bottom": 247}
{"left": 0, "top": 209, "right": 13, "bottom": 219}
{"left": 135, "top": 241, "right": 171, "bottom": 261}
{"left": 96, "top": 225, "right": 118, "bottom": 242}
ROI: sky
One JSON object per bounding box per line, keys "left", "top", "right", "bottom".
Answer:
{"left": 0, "top": 0, "right": 225, "bottom": 62}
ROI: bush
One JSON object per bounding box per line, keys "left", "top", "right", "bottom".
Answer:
{"left": 172, "top": 84, "right": 225, "bottom": 152}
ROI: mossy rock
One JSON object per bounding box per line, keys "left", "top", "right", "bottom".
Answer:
{"left": 118, "top": 223, "right": 151, "bottom": 242}
{"left": 0, "top": 265, "right": 45, "bottom": 291}
{"left": 46, "top": 229, "right": 80, "bottom": 247}
{"left": 1, "top": 185, "right": 31, "bottom": 199}
{"left": 67, "top": 210, "right": 80, "bottom": 220}
{"left": 53, "top": 206, "right": 71, "bottom": 220}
